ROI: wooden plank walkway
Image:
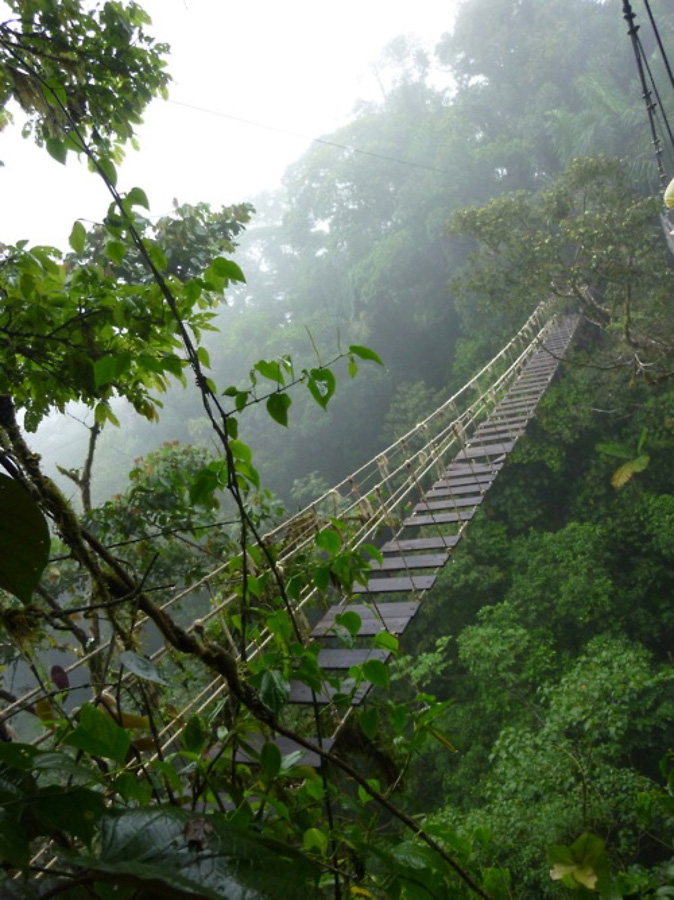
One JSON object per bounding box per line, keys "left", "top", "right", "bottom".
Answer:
{"left": 267, "top": 315, "right": 579, "bottom": 764}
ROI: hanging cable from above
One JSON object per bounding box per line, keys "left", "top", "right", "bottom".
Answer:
{"left": 642, "top": 0, "right": 674, "bottom": 98}
{"left": 623, "top": 0, "right": 674, "bottom": 251}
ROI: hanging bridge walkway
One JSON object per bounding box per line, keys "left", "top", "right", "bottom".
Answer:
{"left": 2, "top": 304, "right": 580, "bottom": 769}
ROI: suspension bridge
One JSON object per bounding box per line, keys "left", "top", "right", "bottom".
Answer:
{"left": 1, "top": 303, "right": 579, "bottom": 769}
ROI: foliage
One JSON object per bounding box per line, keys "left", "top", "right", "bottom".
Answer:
{"left": 3, "top": 0, "right": 674, "bottom": 897}
{"left": 0, "top": 0, "right": 170, "bottom": 159}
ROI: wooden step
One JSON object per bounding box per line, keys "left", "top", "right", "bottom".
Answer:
{"left": 403, "top": 508, "right": 475, "bottom": 526}
{"left": 317, "top": 648, "right": 391, "bottom": 668}
{"left": 445, "top": 462, "right": 503, "bottom": 477}
{"left": 312, "top": 602, "right": 419, "bottom": 637}
{"left": 434, "top": 473, "right": 494, "bottom": 489}
{"left": 455, "top": 441, "right": 514, "bottom": 460}
{"left": 425, "top": 484, "right": 489, "bottom": 499}
{"left": 471, "top": 429, "right": 522, "bottom": 442}
{"left": 289, "top": 680, "right": 370, "bottom": 706}
{"left": 368, "top": 553, "right": 448, "bottom": 571}
{"left": 414, "top": 496, "right": 480, "bottom": 512}
{"left": 353, "top": 574, "right": 437, "bottom": 593}
{"left": 380, "top": 535, "right": 460, "bottom": 553}
{"left": 232, "top": 734, "right": 334, "bottom": 769}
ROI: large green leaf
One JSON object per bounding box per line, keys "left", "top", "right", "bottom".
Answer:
{"left": 0, "top": 474, "right": 50, "bottom": 603}
{"left": 119, "top": 650, "right": 167, "bottom": 685}
{"left": 259, "top": 670, "right": 290, "bottom": 714}
{"left": 59, "top": 807, "right": 320, "bottom": 898}
{"left": 63, "top": 703, "right": 131, "bottom": 765}
{"left": 0, "top": 808, "right": 29, "bottom": 868}
{"left": 266, "top": 393, "right": 291, "bottom": 427}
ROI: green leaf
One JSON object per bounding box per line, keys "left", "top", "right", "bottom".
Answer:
{"left": 388, "top": 703, "right": 409, "bottom": 733}
{"left": 115, "top": 772, "right": 153, "bottom": 804}
{"left": 260, "top": 742, "right": 282, "bottom": 782}
{"left": 97, "top": 156, "right": 117, "bottom": 187}
{"left": 307, "top": 368, "right": 336, "bottom": 410}
{"left": 119, "top": 650, "right": 167, "bottom": 685}
{"left": 229, "top": 439, "right": 252, "bottom": 464}
{"left": 105, "top": 240, "right": 127, "bottom": 265}
{"left": 64, "top": 703, "right": 131, "bottom": 765}
{"left": 303, "top": 827, "right": 328, "bottom": 854}
{"left": 146, "top": 242, "right": 167, "bottom": 271}
{"left": 349, "top": 344, "right": 383, "bottom": 366}
{"left": 126, "top": 186, "right": 150, "bottom": 209}
{"left": 374, "top": 631, "right": 399, "bottom": 652}
{"left": 33, "top": 786, "right": 105, "bottom": 844}
{"left": 391, "top": 841, "right": 436, "bottom": 870}
{"left": 595, "top": 441, "right": 632, "bottom": 459}
{"left": 267, "top": 393, "right": 291, "bottom": 427}
{"left": 0, "top": 808, "right": 29, "bottom": 868}
{"left": 548, "top": 833, "right": 605, "bottom": 890}
{"left": 63, "top": 807, "right": 321, "bottom": 898}
{"left": 359, "top": 707, "right": 378, "bottom": 740}
{"left": 46, "top": 137, "right": 66, "bottom": 164}
{"left": 211, "top": 256, "right": 246, "bottom": 283}
{"left": 189, "top": 462, "right": 228, "bottom": 507}
{"left": 362, "top": 658, "right": 390, "bottom": 690}
{"left": 68, "top": 220, "right": 86, "bottom": 254}
{"left": 255, "top": 359, "right": 283, "bottom": 384}
{"left": 183, "top": 715, "right": 208, "bottom": 754}
{"left": 93, "top": 353, "right": 132, "bottom": 388}
{"left": 260, "top": 670, "right": 289, "bottom": 714}
{"left": 315, "top": 527, "right": 341, "bottom": 555}
{"left": 313, "top": 565, "right": 330, "bottom": 591}
{"left": 335, "top": 611, "right": 361, "bottom": 637}
{"left": 0, "top": 474, "right": 50, "bottom": 603}
{"left": 0, "top": 743, "right": 38, "bottom": 771}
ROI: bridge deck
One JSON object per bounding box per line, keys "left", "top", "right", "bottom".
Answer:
{"left": 285, "top": 315, "right": 579, "bottom": 755}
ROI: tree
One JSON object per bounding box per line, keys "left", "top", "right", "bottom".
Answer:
{"left": 0, "top": 4, "right": 497, "bottom": 898}
{"left": 450, "top": 156, "right": 674, "bottom": 380}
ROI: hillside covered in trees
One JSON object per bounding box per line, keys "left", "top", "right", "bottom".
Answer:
{"left": 1, "top": 0, "right": 674, "bottom": 897}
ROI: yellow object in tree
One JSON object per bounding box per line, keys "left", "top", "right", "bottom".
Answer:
{"left": 664, "top": 177, "right": 674, "bottom": 208}
{"left": 98, "top": 691, "right": 150, "bottom": 730}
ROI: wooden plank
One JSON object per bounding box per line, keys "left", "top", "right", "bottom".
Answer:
{"left": 414, "top": 496, "right": 480, "bottom": 511}
{"left": 433, "top": 474, "right": 494, "bottom": 489}
{"left": 445, "top": 462, "right": 502, "bottom": 477}
{"left": 380, "top": 535, "right": 460, "bottom": 552}
{"left": 317, "top": 648, "right": 391, "bottom": 668}
{"left": 480, "top": 416, "right": 529, "bottom": 427}
{"left": 368, "top": 553, "right": 448, "bottom": 571}
{"left": 490, "top": 404, "right": 534, "bottom": 414}
{"left": 353, "top": 574, "right": 437, "bottom": 593}
{"left": 477, "top": 420, "right": 526, "bottom": 431}
{"left": 351, "top": 617, "right": 415, "bottom": 635}
{"left": 509, "top": 379, "right": 548, "bottom": 388}
{"left": 425, "top": 484, "right": 489, "bottom": 498}
{"left": 312, "top": 602, "right": 419, "bottom": 638}
{"left": 455, "top": 441, "right": 514, "bottom": 459}
{"left": 288, "top": 681, "right": 370, "bottom": 706}
{"left": 471, "top": 429, "right": 522, "bottom": 442}
{"left": 232, "top": 734, "right": 334, "bottom": 769}
{"left": 403, "top": 508, "right": 475, "bottom": 526}
{"left": 487, "top": 414, "right": 528, "bottom": 423}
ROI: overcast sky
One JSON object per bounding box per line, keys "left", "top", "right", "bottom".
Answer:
{"left": 0, "top": 0, "right": 457, "bottom": 248}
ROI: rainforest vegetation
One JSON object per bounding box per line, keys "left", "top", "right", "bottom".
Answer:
{"left": 1, "top": 0, "right": 674, "bottom": 897}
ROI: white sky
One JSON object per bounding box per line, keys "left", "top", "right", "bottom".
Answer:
{"left": 0, "top": 0, "right": 457, "bottom": 248}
